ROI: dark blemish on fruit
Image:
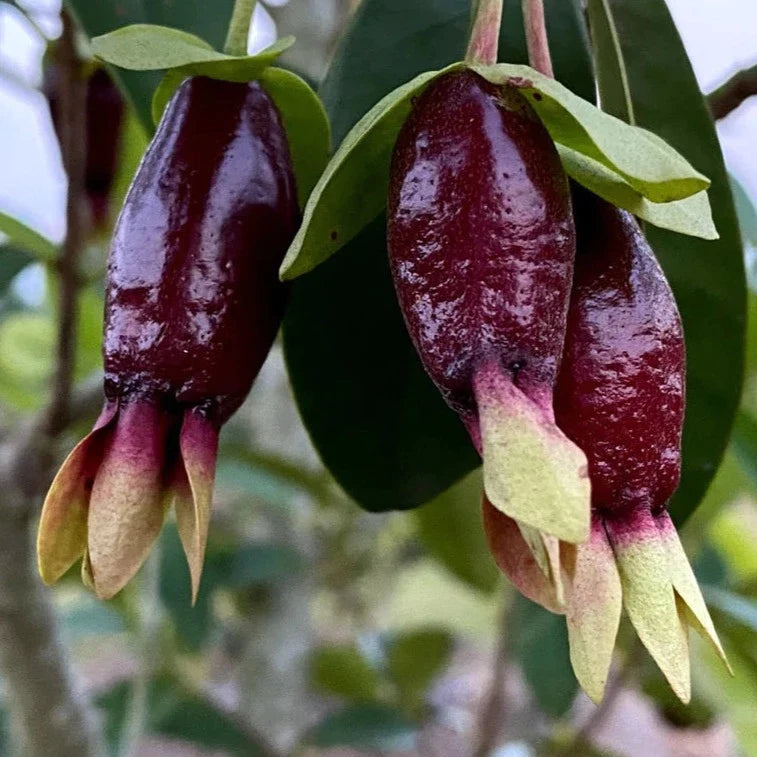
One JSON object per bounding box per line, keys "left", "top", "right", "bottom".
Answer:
{"left": 330, "top": 230, "right": 338, "bottom": 241}
{"left": 533, "top": 93, "right": 543, "bottom": 101}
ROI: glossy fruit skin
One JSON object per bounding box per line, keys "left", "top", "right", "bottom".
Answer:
{"left": 105, "top": 76, "right": 299, "bottom": 423}
{"left": 554, "top": 193, "right": 685, "bottom": 517}
{"left": 387, "top": 69, "right": 575, "bottom": 424}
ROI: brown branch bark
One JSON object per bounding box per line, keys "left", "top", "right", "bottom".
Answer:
{"left": 0, "top": 10, "right": 101, "bottom": 757}
{"left": 46, "top": 9, "right": 88, "bottom": 436}
{"left": 472, "top": 590, "right": 515, "bottom": 757}
{"left": 707, "top": 64, "right": 757, "bottom": 120}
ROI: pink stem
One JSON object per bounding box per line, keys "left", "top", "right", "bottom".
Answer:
{"left": 522, "top": 0, "right": 554, "bottom": 77}
{"left": 465, "top": 0, "right": 504, "bottom": 66}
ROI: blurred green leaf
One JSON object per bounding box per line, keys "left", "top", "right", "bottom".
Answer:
{"left": 61, "top": 597, "right": 126, "bottom": 639}
{"left": 0, "top": 311, "right": 54, "bottom": 410}
{"left": 310, "top": 645, "right": 383, "bottom": 702}
{"left": 159, "top": 523, "right": 213, "bottom": 650}
{"left": 0, "top": 211, "right": 57, "bottom": 262}
{"left": 414, "top": 470, "right": 498, "bottom": 593}
{"left": 587, "top": 0, "right": 746, "bottom": 525}
{"left": 305, "top": 703, "right": 416, "bottom": 750}
{"left": 0, "top": 244, "right": 33, "bottom": 297}
{"left": 704, "top": 586, "right": 757, "bottom": 632}
{"left": 283, "top": 0, "right": 595, "bottom": 512}
{"left": 387, "top": 628, "right": 453, "bottom": 713}
{"left": 511, "top": 595, "right": 577, "bottom": 717}
{"left": 97, "top": 677, "right": 269, "bottom": 756}
{"left": 221, "top": 543, "right": 304, "bottom": 588}
{"left": 732, "top": 410, "right": 757, "bottom": 486}
{"left": 66, "top": 0, "right": 236, "bottom": 130}
{"left": 731, "top": 176, "right": 757, "bottom": 248}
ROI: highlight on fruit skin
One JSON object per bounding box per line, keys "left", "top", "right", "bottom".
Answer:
{"left": 486, "top": 191, "right": 729, "bottom": 704}
{"left": 37, "top": 76, "right": 300, "bottom": 602}
{"left": 386, "top": 69, "right": 590, "bottom": 584}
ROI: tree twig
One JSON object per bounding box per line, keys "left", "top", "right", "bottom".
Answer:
{"left": 473, "top": 587, "right": 515, "bottom": 757}
{"left": 0, "top": 10, "right": 101, "bottom": 757}
{"left": 707, "top": 64, "right": 757, "bottom": 120}
{"left": 46, "top": 8, "right": 87, "bottom": 436}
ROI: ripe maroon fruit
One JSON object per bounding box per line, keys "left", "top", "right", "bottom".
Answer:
{"left": 38, "top": 76, "right": 299, "bottom": 600}
{"left": 387, "top": 69, "right": 589, "bottom": 563}
{"left": 487, "top": 192, "right": 727, "bottom": 702}
{"left": 46, "top": 66, "right": 125, "bottom": 230}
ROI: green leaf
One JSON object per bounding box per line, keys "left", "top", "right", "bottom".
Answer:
{"left": 587, "top": 0, "right": 746, "bottom": 525}
{"left": 259, "top": 67, "right": 331, "bottom": 206}
{"left": 387, "top": 628, "right": 453, "bottom": 713}
{"left": 511, "top": 595, "right": 577, "bottom": 717}
{"left": 305, "top": 704, "right": 416, "bottom": 750}
{"left": 93, "top": 23, "right": 293, "bottom": 76}
{"left": 283, "top": 216, "right": 479, "bottom": 512}
{"left": 281, "top": 59, "right": 710, "bottom": 280}
{"left": 0, "top": 211, "right": 57, "bottom": 262}
{"left": 414, "top": 470, "right": 499, "bottom": 593}
{"left": 558, "top": 145, "right": 718, "bottom": 240}
{"left": 282, "top": 0, "right": 596, "bottom": 513}
{"left": 310, "top": 645, "right": 383, "bottom": 703}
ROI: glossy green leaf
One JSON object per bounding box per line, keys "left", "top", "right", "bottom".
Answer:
{"left": 282, "top": 0, "right": 595, "bottom": 512}
{"left": 281, "top": 59, "right": 710, "bottom": 279}
{"left": 92, "top": 23, "right": 293, "bottom": 76}
{"left": 414, "top": 470, "right": 498, "bottom": 593}
{"left": 587, "top": 0, "right": 746, "bottom": 524}
{"left": 558, "top": 145, "right": 717, "bottom": 239}
{"left": 66, "top": 0, "right": 236, "bottom": 129}
{"left": 259, "top": 67, "right": 331, "bottom": 206}
{"left": 0, "top": 211, "right": 57, "bottom": 262}
{"left": 387, "top": 628, "right": 453, "bottom": 713}
{"left": 310, "top": 645, "right": 382, "bottom": 702}
{"left": 305, "top": 704, "right": 416, "bottom": 750}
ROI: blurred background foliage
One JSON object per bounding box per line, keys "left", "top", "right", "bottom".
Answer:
{"left": 0, "top": 0, "right": 756, "bottom": 755}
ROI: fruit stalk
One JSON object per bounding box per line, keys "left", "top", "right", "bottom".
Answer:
{"left": 522, "top": 0, "right": 554, "bottom": 77}
{"left": 224, "top": 0, "right": 258, "bottom": 56}
{"left": 465, "top": 0, "right": 504, "bottom": 65}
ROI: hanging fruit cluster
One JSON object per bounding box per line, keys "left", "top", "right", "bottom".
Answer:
{"left": 35, "top": 0, "right": 736, "bottom": 707}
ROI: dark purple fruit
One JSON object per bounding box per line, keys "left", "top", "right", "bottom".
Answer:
{"left": 387, "top": 69, "right": 589, "bottom": 545}
{"left": 38, "top": 77, "right": 299, "bottom": 600}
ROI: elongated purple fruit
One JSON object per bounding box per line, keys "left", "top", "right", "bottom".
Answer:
{"left": 555, "top": 193, "right": 726, "bottom": 701}
{"left": 38, "top": 77, "right": 299, "bottom": 600}
{"left": 387, "top": 70, "right": 589, "bottom": 553}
